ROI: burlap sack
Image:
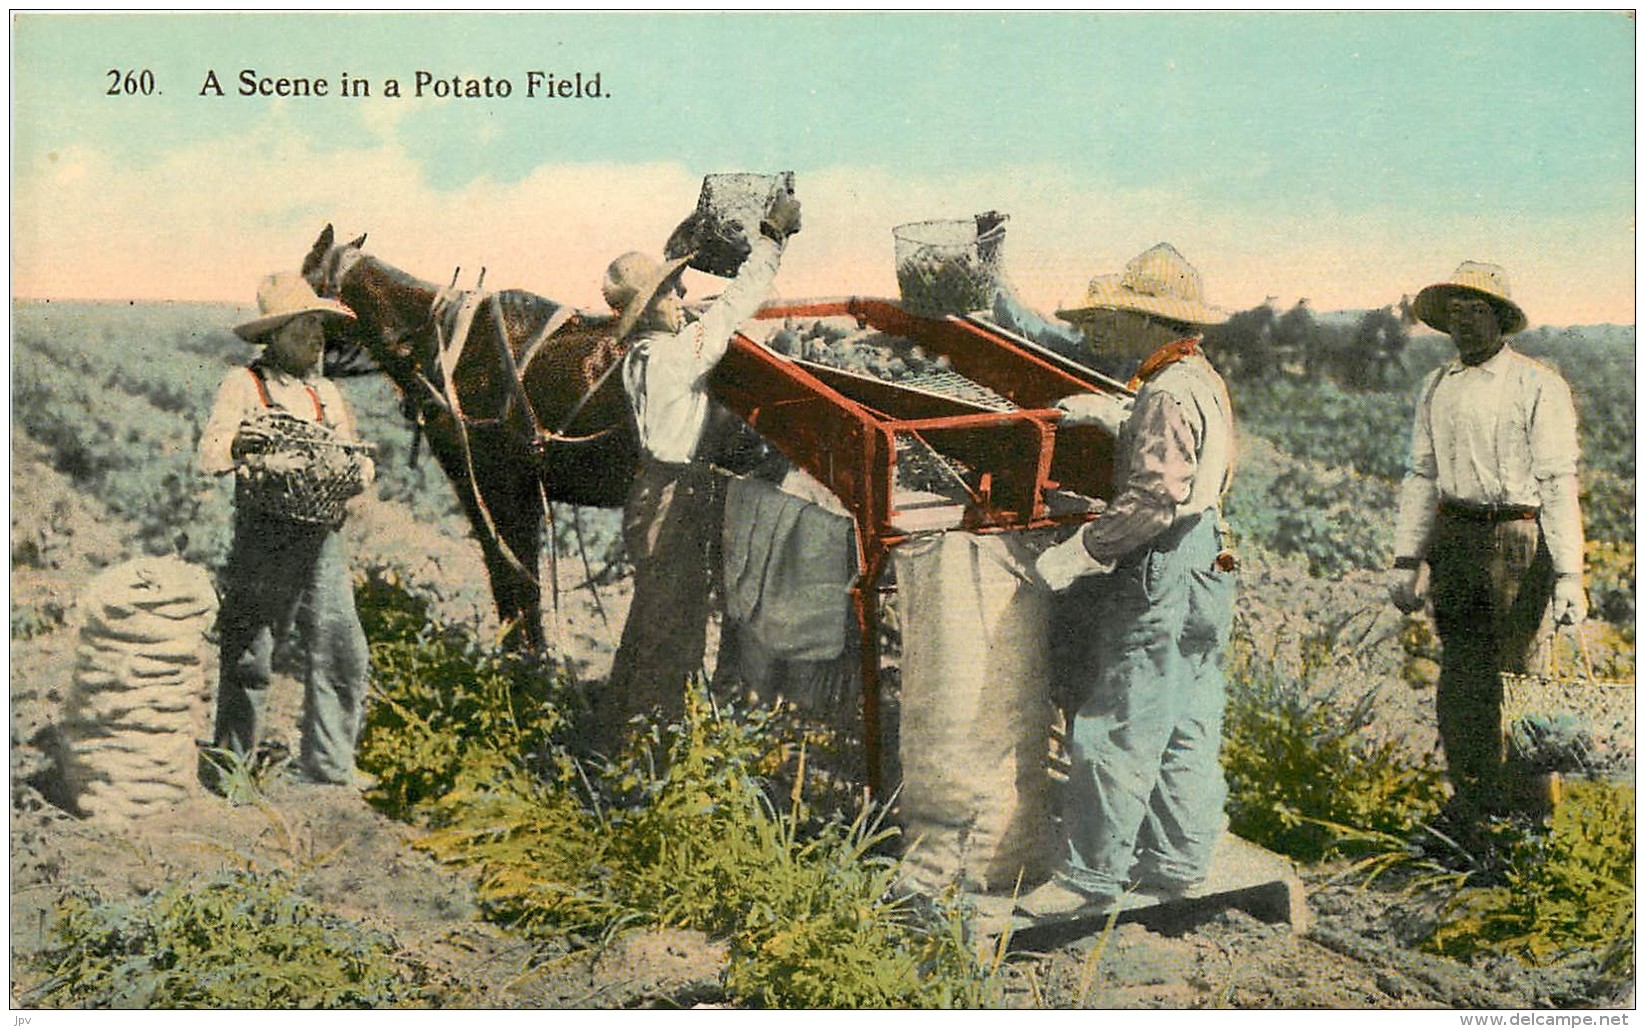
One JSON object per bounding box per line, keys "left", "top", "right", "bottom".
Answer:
{"left": 62, "top": 556, "right": 217, "bottom": 821}
{"left": 894, "top": 531, "right": 1058, "bottom": 894}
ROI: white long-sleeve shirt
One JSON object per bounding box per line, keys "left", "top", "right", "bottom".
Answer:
{"left": 622, "top": 236, "right": 782, "bottom": 464}
{"left": 1393, "top": 345, "right": 1583, "bottom": 575}
{"left": 197, "top": 363, "right": 373, "bottom": 483}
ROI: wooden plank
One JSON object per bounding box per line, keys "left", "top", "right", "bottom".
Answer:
{"left": 965, "top": 833, "right": 1311, "bottom": 946}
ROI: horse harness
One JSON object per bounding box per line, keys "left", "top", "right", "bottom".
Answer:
{"left": 318, "top": 246, "right": 629, "bottom": 587}
{"left": 410, "top": 284, "right": 623, "bottom": 457}
{"left": 318, "top": 248, "right": 623, "bottom": 464}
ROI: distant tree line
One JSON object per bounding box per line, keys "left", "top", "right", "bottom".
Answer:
{"left": 1203, "top": 298, "right": 1414, "bottom": 392}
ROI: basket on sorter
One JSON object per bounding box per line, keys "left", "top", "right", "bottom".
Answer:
{"left": 1501, "top": 626, "right": 1635, "bottom": 781}
{"left": 231, "top": 409, "right": 373, "bottom": 527}
{"left": 893, "top": 215, "right": 1008, "bottom": 318}
{"left": 666, "top": 171, "right": 797, "bottom": 278}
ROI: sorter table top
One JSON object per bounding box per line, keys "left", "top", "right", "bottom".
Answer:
{"left": 712, "top": 296, "right": 1128, "bottom": 541}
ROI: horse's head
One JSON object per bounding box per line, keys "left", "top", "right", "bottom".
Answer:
{"left": 302, "top": 224, "right": 380, "bottom": 376}
{"left": 302, "top": 223, "right": 368, "bottom": 300}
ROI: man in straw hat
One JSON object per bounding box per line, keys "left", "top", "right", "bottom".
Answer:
{"left": 1389, "top": 261, "right": 1586, "bottom": 820}
{"left": 1015, "top": 243, "right": 1238, "bottom": 920}
{"left": 597, "top": 190, "right": 803, "bottom": 750}
{"left": 198, "top": 271, "right": 375, "bottom": 789}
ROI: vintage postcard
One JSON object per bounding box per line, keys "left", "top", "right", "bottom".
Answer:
{"left": 9, "top": 11, "right": 1636, "bottom": 1020}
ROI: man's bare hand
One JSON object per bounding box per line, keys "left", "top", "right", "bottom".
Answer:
{"left": 1552, "top": 574, "right": 1588, "bottom": 626}
{"left": 241, "top": 451, "right": 306, "bottom": 476}
{"left": 1389, "top": 566, "right": 1427, "bottom": 614}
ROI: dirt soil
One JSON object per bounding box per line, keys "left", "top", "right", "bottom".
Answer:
{"left": 6, "top": 435, "right": 1629, "bottom": 1010}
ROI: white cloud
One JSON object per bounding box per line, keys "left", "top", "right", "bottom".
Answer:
{"left": 12, "top": 114, "right": 699, "bottom": 308}
{"left": 11, "top": 115, "right": 1635, "bottom": 326}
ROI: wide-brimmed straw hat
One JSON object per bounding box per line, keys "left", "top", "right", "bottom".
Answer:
{"left": 1412, "top": 261, "right": 1527, "bottom": 335}
{"left": 1056, "top": 242, "right": 1226, "bottom": 329}
{"left": 234, "top": 271, "right": 356, "bottom": 342}
{"left": 602, "top": 251, "right": 695, "bottom": 340}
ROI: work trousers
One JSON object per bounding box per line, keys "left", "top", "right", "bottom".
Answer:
{"left": 603, "top": 459, "right": 724, "bottom": 744}
{"left": 1426, "top": 512, "right": 1554, "bottom": 816}
{"left": 1051, "top": 513, "right": 1235, "bottom": 896}
{"left": 213, "top": 511, "right": 370, "bottom": 784}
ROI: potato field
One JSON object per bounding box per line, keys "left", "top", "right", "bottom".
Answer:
{"left": 8, "top": 299, "right": 1635, "bottom": 1010}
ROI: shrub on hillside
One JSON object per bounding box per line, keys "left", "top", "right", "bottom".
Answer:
{"left": 353, "top": 571, "right": 997, "bottom": 1009}
{"left": 1221, "top": 660, "right": 1446, "bottom": 864}
{"left": 1224, "top": 464, "right": 1395, "bottom": 578}
{"left": 1427, "top": 781, "right": 1635, "bottom": 985}
{"left": 1232, "top": 378, "right": 1414, "bottom": 480}
{"left": 22, "top": 870, "right": 437, "bottom": 1008}
{"left": 353, "top": 566, "right": 580, "bottom": 818}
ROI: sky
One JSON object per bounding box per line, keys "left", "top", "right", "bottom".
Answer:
{"left": 9, "top": 11, "right": 1638, "bottom": 326}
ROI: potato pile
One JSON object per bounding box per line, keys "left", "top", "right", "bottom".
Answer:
{"left": 895, "top": 250, "right": 998, "bottom": 318}
{"left": 895, "top": 433, "right": 974, "bottom": 497}
{"left": 62, "top": 556, "right": 218, "bottom": 821}
{"left": 764, "top": 319, "right": 1018, "bottom": 415}
{"left": 765, "top": 321, "right": 956, "bottom": 382}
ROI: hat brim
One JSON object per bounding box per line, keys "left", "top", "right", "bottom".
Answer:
{"left": 1412, "top": 283, "right": 1527, "bottom": 336}
{"left": 234, "top": 298, "right": 356, "bottom": 342}
{"left": 614, "top": 253, "right": 695, "bottom": 340}
{"left": 1056, "top": 286, "right": 1225, "bottom": 329}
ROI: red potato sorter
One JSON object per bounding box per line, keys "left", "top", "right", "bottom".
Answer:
{"left": 710, "top": 296, "right": 1129, "bottom": 796}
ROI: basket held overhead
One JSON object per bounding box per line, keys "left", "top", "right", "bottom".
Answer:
{"left": 666, "top": 171, "right": 797, "bottom": 278}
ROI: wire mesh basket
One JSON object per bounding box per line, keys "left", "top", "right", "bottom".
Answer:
{"left": 232, "top": 410, "right": 373, "bottom": 527}
{"left": 893, "top": 215, "right": 1007, "bottom": 318}
{"left": 666, "top": 171, "right": 796, "bottom": 278}
{"left": 1501, "top": 630, "right": 1635, "bottom": 779}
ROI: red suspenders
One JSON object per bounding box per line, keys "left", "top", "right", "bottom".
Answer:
{"left": 247, "top": 365, "right": 325, "bottom": 422}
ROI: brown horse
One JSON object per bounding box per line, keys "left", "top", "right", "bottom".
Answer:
{"left": 301, "top": 224, "right": 638, "bottom": 652}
